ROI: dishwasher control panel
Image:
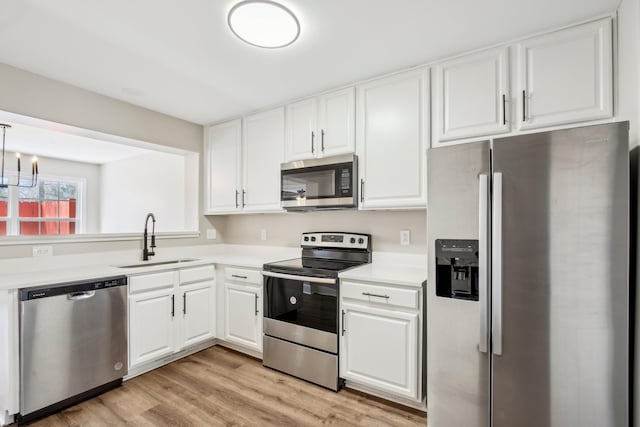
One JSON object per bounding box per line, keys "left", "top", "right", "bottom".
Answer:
{"left": 21, "top": 276, "right": 127, "bottom": 300}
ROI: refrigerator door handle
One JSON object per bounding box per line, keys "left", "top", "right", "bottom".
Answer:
{"left": 492, "top": 172, "right": 503, "bottom": 356}
{"left": 478, "top": 174, "right": 489, "bottom": 353}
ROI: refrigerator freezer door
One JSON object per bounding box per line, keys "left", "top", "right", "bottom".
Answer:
{"left": 427, "top": 141, "right": 490, "bottom": 427}
{"left": 492, "top": 122, "right": 629, "bottom": 427}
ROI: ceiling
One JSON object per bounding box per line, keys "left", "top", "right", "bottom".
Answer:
{"left": 1, "top": 122, "right": 151, "bottom": 164}
{"left": 0, "top": 0, "right": 619, "bottom": 125}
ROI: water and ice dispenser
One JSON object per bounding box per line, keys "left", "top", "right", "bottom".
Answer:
{"left": 435, "top": 239, "right": 479, "bottom": 301}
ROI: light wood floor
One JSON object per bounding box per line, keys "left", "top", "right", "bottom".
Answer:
{"left": 30, "top": 346, "right": 427, "bottom": 426}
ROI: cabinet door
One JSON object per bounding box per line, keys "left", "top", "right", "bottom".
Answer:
{"left": 178, "top": 281, "right": 215, "bottom": 349}
{"left": 129, "top": 288, "right": 176, "bottom": 368}
{"left": 357, "top": 68, "right": 429, "bottom": 209}
{"left": 243, "top": 107, "right": 285, "bottom": 212}
{"left": 436, "top": 47, "right": 509, "bottom": 143}
{"left": 518, "top": 18, "right": 612, "bottom": 130}
{"left": 224, "top": 283, "right": 262, "bottom": 352}
{"left": 204, "top": 120, "right": 242, "bottom": 214}
{"left": 285, "top": 97, "right": 317, "bottom": 161}
{"left": 318, "top": 87, "right": 356, "bottom": 157}
{"left": 340, "top": 302, "right": 419, "bottom": 400}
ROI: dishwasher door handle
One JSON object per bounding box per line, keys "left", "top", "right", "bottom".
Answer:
{"left": 67, "top": 291, "right": 96, "bottom": 301}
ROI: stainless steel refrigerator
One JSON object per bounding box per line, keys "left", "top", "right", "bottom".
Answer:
{"left": 426, "top": 122, "right": 629, "bottom": 427}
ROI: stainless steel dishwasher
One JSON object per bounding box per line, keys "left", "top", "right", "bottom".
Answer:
{"left": 19, "top": 275, "right": 128, "bottom": 423}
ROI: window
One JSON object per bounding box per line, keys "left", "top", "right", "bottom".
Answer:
{"left": 2, "top": 177, "right": 83, "bottom": 237}
{"left": 0, "top": 187, "right": 8, "bottom": 236}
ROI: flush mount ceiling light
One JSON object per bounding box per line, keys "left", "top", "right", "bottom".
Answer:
{"left": 228, "top": 0, "right": 300, "bottom": 49}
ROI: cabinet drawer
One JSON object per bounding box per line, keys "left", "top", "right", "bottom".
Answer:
{"left": 129, "top": 271, "right": 176, "bottom": 294}
{"left": 180, "top": 265, "right": 215, "bottom": 285}
{"left": 341, "top": 281, "right": 419, "bottom": 309}
{"left": 225, "top": 267, "right": 262, "bottom": 285}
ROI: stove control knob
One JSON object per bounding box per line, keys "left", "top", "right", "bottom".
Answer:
{"left": 311, "top": 236, "right": 316, "bottom": 242}
{"left": 350, "top": 237, "right": 356, "bottom": 244}
{"left": 304, "top": 236, "right": 309, "bottom": 242}
{"left": 358, "top": 238, "right": 364, "bottom": 244}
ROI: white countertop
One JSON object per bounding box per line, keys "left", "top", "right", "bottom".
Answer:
{"left": 339, "top": 252, "right": 427, "bottom": 288}
{"left": 0, "top": 244, "right": 299, "bottom": 291}
{"left": 0, "top": 245, "right": 426, "bottom": 291}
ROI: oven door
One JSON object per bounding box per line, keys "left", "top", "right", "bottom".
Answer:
{"left": 280, "top": 155, "right": 356, "bottom": 210}
{"left": 262, "top": 271, "right": 338, "bottom": 354}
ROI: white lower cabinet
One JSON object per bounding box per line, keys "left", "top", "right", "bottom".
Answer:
{"left": 223, "top": 267, "right": 262, "bottom": 353}
{"left": 179, "top": 280, "right": 216, "bottom": 349}
{"left": 340, "top": 281, "right": 423, "bottom": 402}
{"left": 129, "top": 286, "right": 177, "bottom": 366}
{"left": 128, "top": 265, "right": 216, "bottom": 369}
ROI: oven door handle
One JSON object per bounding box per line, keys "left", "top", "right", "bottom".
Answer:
{"left": 261, "top": 270, "right": 337, "bottom": 284}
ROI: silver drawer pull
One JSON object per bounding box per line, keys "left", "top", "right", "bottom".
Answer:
{"left": 232, "top": 274, "right": 248, "bottom": 279}
{"left": 362, "top": 292, "right": 390, "bottom": 299}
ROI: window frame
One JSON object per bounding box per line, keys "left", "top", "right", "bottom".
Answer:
{"left": 3, "top": 173, "right": 86, "bottom": 237}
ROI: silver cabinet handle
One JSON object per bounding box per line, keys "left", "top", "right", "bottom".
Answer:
{"left": 67, "top": 290, "right": 95, "bottom": 301}
{"left": 311, "top": 131, "right": 315, "bottom": 154}
{"left": 341, "top": 310, "right": 346, "bottom": 336}
{"left": 492, "top": 172, "right": 503, "bottom": 356}
{"left": 478, "top": 174, "right": 489, "bottom": 354}
{"left": 231, "top": 274, "right": 248, "bottom": 279}
{"left": 522, "top": 90, "right": 526, "bottom": 122}
{"left": 242, "top": 189, "right": 246, "bottom": 208}
{"left": 321, "top": 129, "right": 325, "bottom": 152}
{"left": 171, "top": 294, "right": 175, "bottom": 318}
{"left": 362, "top": 292, "right": 389, "bottom": 299}
{"left": 360, "top": 179, "right": 364, "bottom": 203}
{"left": 235, "top": 190, "right": 239, "bottom": 208}
{"left": 254, "top": 293, "right": 259, "bottom": 315}
{"left": 502, "top": 94, "right": 507, "bottom": 126}
{"left": 183, "top": 293, "right": 186, "bottom": 315}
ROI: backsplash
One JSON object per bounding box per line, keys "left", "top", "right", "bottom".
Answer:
{"left": 214, "top": 209, "right": 427, "bottom": 253}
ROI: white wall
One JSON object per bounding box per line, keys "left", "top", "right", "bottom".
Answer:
{"left": 217, "top": 210, "right": 427, "bottom": 253}
{"left": 0, "top": 63, "right": 214, "bottom": 259}
{"left": 616, "top": 0, "right": 640, "bottom": 424}
{"left": 100, "top": 151, "right": 197, "bottom": 233}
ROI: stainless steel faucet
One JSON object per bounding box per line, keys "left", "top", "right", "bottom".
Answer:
{"left": 143, "top": 213, "right": 156, "bottom": 261}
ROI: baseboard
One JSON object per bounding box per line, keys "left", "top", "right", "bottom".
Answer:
{"left": 125, "top": 339, "right": 217, "bottom": 380}
{"left": 215, "top": 340, "right": 263, "bottom": 360}
{"left": 344, "top": 380, "right": 427, "bottom": 413}
{"left": 1, "top": 410, "right": 14, "bottom": 427}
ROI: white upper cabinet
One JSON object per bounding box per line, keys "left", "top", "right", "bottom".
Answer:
{"left": 317, "top": 87, "right": 356, "bottom": 157}
{"left": 204, "top": 120, "right": 242, "bottom": 214}
{"left": 517, "top": 18, "right": 613, "bottom": 130}
{"left": 243, "top": 107, "right": 285, "bottom": 212}
{"left": 204, "top": 108, "right": 284, "bottom": 215}
{"left": 435, "top": 46, "right": 510, "bottom": 143}
{"left": 285, "top": 97, "right": 317, "bottom": 160}
{"left": 357, "top": 68, "right": 429, "bottom": 209}
{"left": 285, "top": 87, "right": 355, "bottom": 162}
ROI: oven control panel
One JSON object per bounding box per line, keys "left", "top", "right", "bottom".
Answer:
{"left": 301, "top": 232, "right": 370, "bottom": 250}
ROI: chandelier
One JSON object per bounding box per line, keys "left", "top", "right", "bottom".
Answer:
{"left": 0, "top": 124, "right": 38, "bottom": 188}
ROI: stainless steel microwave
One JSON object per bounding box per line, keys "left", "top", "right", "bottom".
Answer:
{"left": 280, "top": 154, "right": 357, "bottom": 211}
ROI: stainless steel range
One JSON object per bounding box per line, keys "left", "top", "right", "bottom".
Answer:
{"left": 262, "top": 232, "right": 372, "bottom": 390}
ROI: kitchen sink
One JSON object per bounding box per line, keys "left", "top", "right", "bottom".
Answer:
{"left": 116, "top": 258, "right": 199, "bottom": 268}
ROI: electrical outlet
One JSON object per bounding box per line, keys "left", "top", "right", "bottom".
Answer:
{"left": 206, "top": 228, "right": 217, "bottom": 240}
{"left": 400, "top": 230, "right": 411, "bottom": 246}
{"left": 32, "top": 245, "right": 53, "bottom": 257}
{"left": 260, "top": 229, "right": 268, "bottom": 241}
